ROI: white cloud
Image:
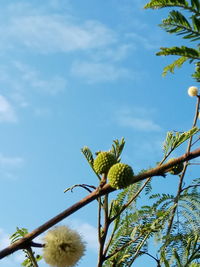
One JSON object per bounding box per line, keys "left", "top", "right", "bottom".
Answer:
{"left": 0, "top": 2, "right": 149, "bottom": 88}
{"left": 13, "top": 61, "right": 67, "bottom": 96}
{"left": 0, "top": 228, "right": 10, "bottom": 249}
{"left": 0, "top": 61, "right": 67, "bottom": 105}
{"left": 0, "top": 154, "right": 24, "bottom": 168}
{"left": 48, "top": 0, "right": 72, "bottom": 10}
{"left": 77, "top": 223, "right": 98, "bottom": 252}
{"left": 71, "top": 61, "right": 131, "bottom": 83}
{"left": 66, "top": 219, "right": 98, "bottom": 252}
{"left": 0, "top": 60, "right": 67, "bottom": 120}
{"left": 0, "top": 95, "right": 17, "bottom": 123}
{"left": 125, "top": 32, "right": 162, "bottom": 50}
{"left": 34, "top": 107, "right": 51, "bottom": 117}
{"left": 1, "top": 14, "right": 116, "bottom": 53}
{"left": 119, "top": 116, "right": 161, "bottom": 131}
{"left": 0, "top": 154, "right": 24, "bottom": 180}
{"left": 9, "top": 92, "right": 29, "bottom": 108}
{"left": 91, "top": 44, "right": 135, "bottom": 62}
{"left": 116, "top": 107, "right": 162, "bottom": 132}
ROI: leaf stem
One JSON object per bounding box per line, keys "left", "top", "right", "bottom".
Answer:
{"left": 166, "top": 96, "right": 200, "bottom": 236}
{"left": 26, "top": 247, "right": 39, "bottom": 267}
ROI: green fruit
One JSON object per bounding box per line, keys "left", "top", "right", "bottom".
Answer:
{"left": 168, "top": 158, "right": 184, "bottom": 175}
{"left": 108, "top": 163, "right": 134, "bottom": 189}
{"left": 93, "top": 152, "right": 116, "bottom": 174}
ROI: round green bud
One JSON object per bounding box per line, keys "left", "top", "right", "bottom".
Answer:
{"left": 108, "top": 163, "right": 134, "bottom": 189}
{"left": 168, "top": 158, "right": 184, "bottom": 175}
{"left": 93, "top": 152, "right": 117, "bottom": 174}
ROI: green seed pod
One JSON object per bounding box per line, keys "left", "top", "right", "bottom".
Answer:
{"left": 93, "top": 152, "right": 116, "bottom": 174}
{"left": 168, "top": 158, "right": 184, "bottom": 175}
{"left": 108, "top": 163, "right": 134, "bottom": 189}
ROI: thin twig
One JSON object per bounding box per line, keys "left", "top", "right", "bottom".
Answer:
{"left": 166, "top": 96, "right": 200, "bottom": 236}
{"left": 104, "top": 235, "right": 142, "bottom": 261}
{"left": 103, "top": 223, "right": 116, "bottom": 258}
{"left": 128, "top": 233, "right": 150, "bottom": 266}
{"left": 140, "top": 251, "right": 161, "bottom": 267}
{"left": 180, "top": 183, "right": 200, "bottom": 193}
{"left": 191, "top": 135, "right": 200, "bottom": 147}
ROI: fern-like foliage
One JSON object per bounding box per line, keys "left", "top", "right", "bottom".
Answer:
{"left": 106, "top": 175, "right": 200, "bottom": 266}
{"left": 109, "top": 182, "right": 142, "bottom": 226}
{"left": 110, "top": 138, "right": 125, "bottom": 162}
{"left": 10, "top": 227, "right": 29, "bottom": 244}
{"left": 81, "top": 146, "right": 94, "bottom": 166}
{"left": 160, "top": 234, "right": 200, "bottom": 266}
{"left": 135, "top": 186, "right": 200, "bottom": 266}
{"left": 162, "top": 56, "right": 188, "bottom": 76}
{"left": 104, "top": 182, "right": 148, "bottom": 266}
{"left": 193, "top": 61, "right": 200, "bottom": 81}
{"left": 157, "top": 46, "right": 200, "bottom": 58}
{"left": 144, "top": 0, "right": 188, "bottom": 9}
{"left": 162, "top": 127, "right": 199, "bottom": 157}
{"left": 155, "top": 186, "right": 200, "bottom": 265}
{"left": 144, "top": 0, "right": 200, "bottom": 81}
{"left": 104, "top": 178, "right": 175, "bottom": 266}
{"left": 160, "top": 10, "right": 200, "bottom": 41}
{"left": 144, "top": 0, "right": 200, "bottom": 14}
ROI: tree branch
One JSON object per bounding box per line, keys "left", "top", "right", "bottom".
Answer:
{"left": 0, "top": 147, "right": 200, "bottom": 259}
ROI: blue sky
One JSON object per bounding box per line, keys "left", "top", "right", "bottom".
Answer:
{"left": 0, "top": 0, "right": 199, "bottom": 266}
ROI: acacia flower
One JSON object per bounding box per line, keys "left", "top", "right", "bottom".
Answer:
{"left": 43, "top": 225, "right": 86, "bottom": 267}
{"left": 188, "top": 86, "right": 198, "bottom": 97}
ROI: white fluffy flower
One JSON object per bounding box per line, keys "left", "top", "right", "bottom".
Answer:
{"left": 188, "top": 86, "right": 198, "bottom": 97}
{"left": 43, "top": 226, "right": 86, "bottom": 267}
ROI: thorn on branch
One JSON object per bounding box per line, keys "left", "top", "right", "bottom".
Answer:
{"left": 64, "top": 184, "right": 96, "bottom": 193}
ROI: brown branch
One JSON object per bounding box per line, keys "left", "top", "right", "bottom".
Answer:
{"left": 97, "top": 197, "right": 102, "bottom": 245}
{"left": 97, "top": 194, "right": 110, "bottom": 267}
{"left": 0, "top": 147, "right": 200, "bottom": 260}
{"left": 180, "top": 183, "right": 200, "bottom": 193}
{"left": 29, "top": 242, "right": 44, "bottom": 248}
{"left": 140, "top": 251, "right": 161, "bottom": 267}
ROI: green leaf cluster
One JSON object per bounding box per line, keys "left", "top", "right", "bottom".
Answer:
{"left": 10, "top": 227, "right": 28, "bottom": 244}
{"left": 144, "top": 0, "right": 200, "bottom": 81}
{"left": 10, "top": 227, "right": 42, "bottom": 267}
{"left": 163, "top": 127, "right": 199, "bottom": 157}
